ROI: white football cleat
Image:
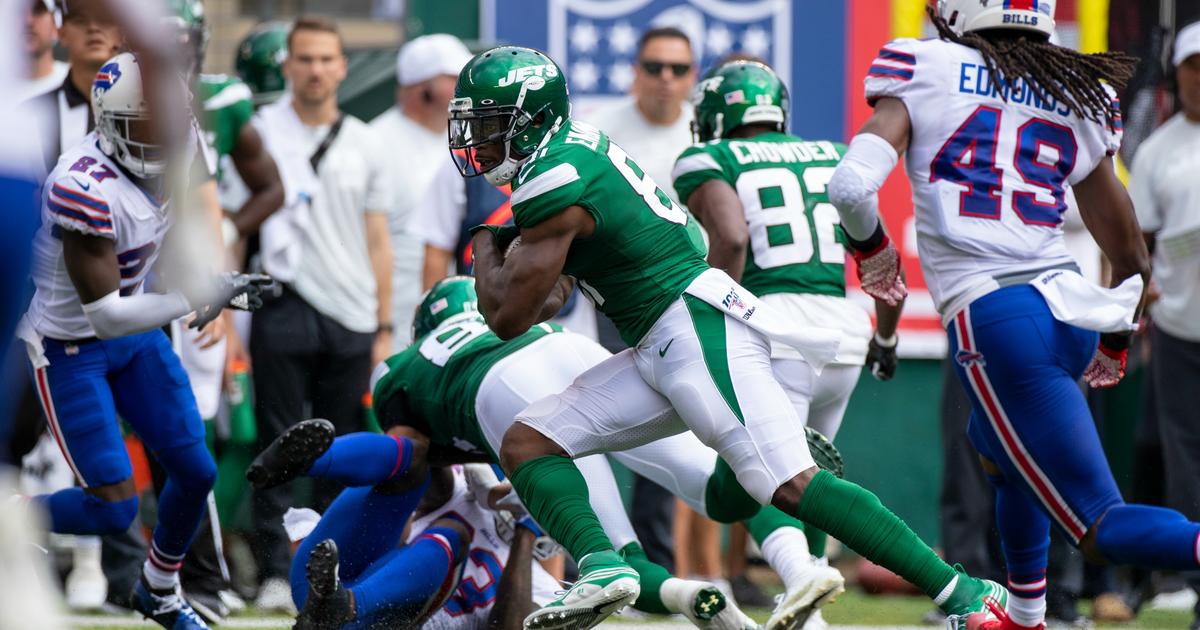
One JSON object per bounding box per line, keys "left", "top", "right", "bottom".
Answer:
{"left": 667, "top": 579, "right": 760, "bottom": 630}
{"left": 765, "top": 562, "right": 844, "bottom": 630}
{"left": 65, "top": 536, "right": 107, "bottom": 610}
{"left": 523, "top": 551, "right": 640, "bottom": 630}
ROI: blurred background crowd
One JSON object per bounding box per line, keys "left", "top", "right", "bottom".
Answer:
{"left": 3, "top": 0, "right": 1200, "bottom": 627}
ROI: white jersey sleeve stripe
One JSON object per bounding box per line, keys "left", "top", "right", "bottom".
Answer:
{"left": 510, "top": 163, "right": 580, "bottom": 206}
{"left": 670, "top": 153, "right": 721, "bottom": 182}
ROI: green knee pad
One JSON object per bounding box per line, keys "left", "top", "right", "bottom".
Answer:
{"left": 703, "top": 457, "right": 762, "bottom": 523}
{"left": 620, "top": 542, "right": 671, "bottom": 615}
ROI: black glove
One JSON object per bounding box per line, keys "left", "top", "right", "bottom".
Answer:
{"left": 866, "top": 332, "right": 898, "bottom": 381}
{"left": 189, "top": 272, "right": 276, "bottom": 330}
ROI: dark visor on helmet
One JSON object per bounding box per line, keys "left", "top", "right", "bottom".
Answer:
{"left": 447, "top": 103, "right": 522, "bottom": 179}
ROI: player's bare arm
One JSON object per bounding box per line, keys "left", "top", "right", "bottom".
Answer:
{"left": 1072, "top": 156, "right": 1152, "bottom": 294}
{"left": 471, "top": 206, "right": 594, "bottom": 340}
{"left": 62, "top": 229, "right": 192, "bottom": 340}
{"left": 686, "top": 180, "right": 748, "bottom": 282}
{"left": 487, "top": 523, "right": 538, "bottom": 629}
{"left": 227, "top": 123, "right": 285, "bottom": 237}
{"left": 858, "top": 97, "right": 912, "bottom": 155}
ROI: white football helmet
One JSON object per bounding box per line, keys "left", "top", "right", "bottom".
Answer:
{"left": 92, "top": 52, "right": 181, "bottom": 179}
{"left": 937, "top": 0, "right": 1056, "bottom": 39}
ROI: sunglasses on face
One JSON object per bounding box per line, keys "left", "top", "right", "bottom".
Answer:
{"left": 640, "top": 60, "right": 692, "bottom": 78}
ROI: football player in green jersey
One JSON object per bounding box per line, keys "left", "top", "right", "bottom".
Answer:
{"left": 452, "top": 46, "right": 1008, "bottom": 629}
{"left": 254, "top": 277, "right": 855, "bottom": 629}
{"left": 168, "top": 0, "right": 284, "bottom": 249}
{"left": 672, "top": 61, "right": 904, "bottom": 629}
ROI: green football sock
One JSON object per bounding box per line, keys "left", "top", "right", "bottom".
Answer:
{"left": 805, "top": 525, "right": 828, "bottom": 558}
{"left": 620, "top": 542, "right": 670, "bottom": 615}
{"left": 796, "top": 470, "right": 956, "bottom": 600}
{"left": 745, "top": 505, "right": 799, "bottom": 547}
{"left": 509, "top": 455, "right": 612, "bottom": 560}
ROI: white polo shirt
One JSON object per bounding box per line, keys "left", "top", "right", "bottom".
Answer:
{"left": 369, "top": 107, "right": 445, "bottom": 346}
{"left": 1130, "top": 112, "right": 1200, "bottom": 341}
{"left": 290, "top": 115, "right": 391, "bottom": 334}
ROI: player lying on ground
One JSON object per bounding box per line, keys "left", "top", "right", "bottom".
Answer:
{"left": 281, "top": 463, "right": 557, "bottom": 630}
{"left": 251, "top": 277, "right": 887, "bottom": 629}
{"left": 448, "top": 46, "right": 1005, "bottom": 629}
{"left": 673, "top": 60, "right": 906, "bottom": 629}
{"left": 827, "top": 2, "right": 1200, "bottom": 629}
{"left": 17, "top": 53, "right": 273, "bottom": 630}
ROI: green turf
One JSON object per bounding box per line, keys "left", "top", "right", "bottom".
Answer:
{"left": 66, "top": 591, "right": 1196, "bottom": 628}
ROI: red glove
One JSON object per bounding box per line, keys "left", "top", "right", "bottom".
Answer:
{"left": 1083, "top": 341, "right": 1127, "bottom": 388}
{"left": 852, "top": 234, "right": 907, "bottom": 306}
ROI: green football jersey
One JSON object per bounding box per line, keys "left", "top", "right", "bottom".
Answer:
{"left": 195, "top": 74, "right": 254, "bottom": 178}
{"left": 510, "top": 120, "right": 709, "bottom": 346}
{"left": 371, "top": 314, "right": 562, "bottom": 460}
{"left": 672, "top": 132, "right": 849, "bottom": 298}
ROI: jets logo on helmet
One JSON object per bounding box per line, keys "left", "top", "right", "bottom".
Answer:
{"left": 448, "top": 46, "right": 571, "bottom": 186}
{"left": 936, "top": 0, "right": 1056, "bottom": 38}
{"left": 94, "top": 62, "right": 122, "bottom": 92}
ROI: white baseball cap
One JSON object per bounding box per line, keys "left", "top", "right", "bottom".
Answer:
{"left": 396, "top": 34, "right": 472, "bottom": 87}
{"left": 1174, "top": 21, "right": 1200, "bottom": 66}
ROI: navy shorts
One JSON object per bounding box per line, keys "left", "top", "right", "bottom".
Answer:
{"left": 29, "top": 329, "right": 204, "bottom": 487}
{"left": 948, "top": 285, "right": 1123, "bottom": 544}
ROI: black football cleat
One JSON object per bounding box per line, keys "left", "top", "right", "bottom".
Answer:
{"left": 293, "top": 539, "right": 353, "bottom": 630}
{"left": 247, "top": 418, "right": 335, "bottom": 490}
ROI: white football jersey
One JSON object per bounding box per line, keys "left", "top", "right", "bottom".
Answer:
{"left": 25, "top": 133, "right": 172, "bottom": 340}
{"left": 415, "top": 468, "right": 559, "bottom": 630}
{"left": 865, "top": 37, "right": 1122, "bottom": 320}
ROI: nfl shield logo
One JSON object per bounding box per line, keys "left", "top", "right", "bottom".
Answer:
{"left": 545, "top": 0, "right": 792, "bottom": 107}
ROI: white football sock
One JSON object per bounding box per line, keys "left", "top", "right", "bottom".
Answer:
{"left": 1007, "top": 594, "right": 1047, "bottom": 627}
{"left": 760, "top": 526, "right": 812, "bottom": 592}
{"left": 143, "top": 559, "right": 180, "bottom": 591}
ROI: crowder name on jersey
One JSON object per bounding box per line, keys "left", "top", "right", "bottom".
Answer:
{"left": 26, "top": 133, "right": 170, "bottom": 340}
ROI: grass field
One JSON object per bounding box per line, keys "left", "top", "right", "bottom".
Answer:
{"left": 66, "top": 590, "right": 1193, "bottom": 629}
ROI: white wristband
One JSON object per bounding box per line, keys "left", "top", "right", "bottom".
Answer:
{"left": 873, "top": 331, "right": 898, "bottom": 348}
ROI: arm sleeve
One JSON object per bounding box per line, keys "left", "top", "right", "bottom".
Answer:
{"left": 864, "top": 39, "right": 919, "bottom": 106}
{"left": 1128, "top": 136, "right": 1160, "bottom": 232}
{"left": 671, "top": 144, "right": 728, "bottom": 204}
{"left": 45, "top": 174, "right": 116, "bottom": 239}
{"left": 411, "top": 159, "right": 469, "bottom": 250}
{"left": 827, "top": 133, "right": 898, "bottom": 241}
{"left": 82, "top": 290, "right": 192, "bottom": 339}
{"left": 510, "top": 149, "right": 587, "bottom": 228}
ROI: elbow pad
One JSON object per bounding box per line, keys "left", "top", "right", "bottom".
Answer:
{"left": 828, "top": 134, "right": 899, "bottom": 241}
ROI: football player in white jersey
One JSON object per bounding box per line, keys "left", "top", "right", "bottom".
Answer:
{"left": 18, "top": 52, "right": 271, "bottom": 630}
{"left": 828, "top": 1, "right": 1200, "bottom": 629}
{"left": 284, "top": 464, "right": 563, "bottom": 630}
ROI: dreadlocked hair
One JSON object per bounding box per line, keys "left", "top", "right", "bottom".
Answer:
{"left": 928, "top": 6, "right": 1136, "bottom": 127}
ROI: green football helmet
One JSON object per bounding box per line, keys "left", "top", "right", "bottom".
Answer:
{"left": 412, "top": 276, "right": 480, "bottom": 340}
{"left": 236, "top": 22, "right": 289, "bottom": 106}
{"left": 691, "top": 61, "right": 789, "bottom": 143}
{"left": 164, "top": 0, "right": 208, "bottom": 80}
{"left": 448, "top": 46, "right": 571, "bottom": 186}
